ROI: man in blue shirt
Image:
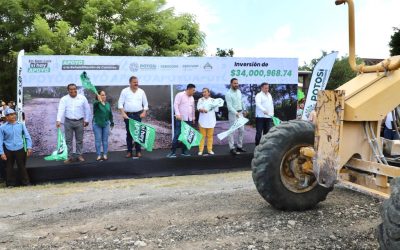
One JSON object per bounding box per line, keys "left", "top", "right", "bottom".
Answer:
{"left": 0, "top": 108, "right": 33, "bottom": 187}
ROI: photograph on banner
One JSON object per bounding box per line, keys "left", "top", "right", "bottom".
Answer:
{"left": 173, "top": 83, "right": 297, "bottom": 146}
{"left": 23, "top": 85, "right": 171, "bottom": 156}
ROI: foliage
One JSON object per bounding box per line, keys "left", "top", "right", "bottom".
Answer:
{"left": 300, "top": 51, "right": 363, "bottom": 90}
{"left": 0, "top": 0, "right": 205, "bottom": 100}
{"left": 389, "top": 27, "right": 400, "bottom": 56}
{"left": 327, "top": 55, "right": 362, "bottom": 89}
{"left": 216, "top": 48, "right": 234, "bottom": 57}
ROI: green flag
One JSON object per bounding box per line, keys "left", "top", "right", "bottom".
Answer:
{"left": 128, "top": 119, "right": 156, "bottom": 151}
{"left": 44, "top": 128, "right": 68, "bottom": 161}
{"left": 272, "top": 116, "right": 281, "bottom": 126}
{"left": 297, "top": 88, "right": 305, "bottom": 100}
{"left": 22, "top": 134, "right": 27, "bottom": 152}
{"left": 80, "top": 71, "right": 98, "bottom": 94}
{"left": 178, "top": 121, "right": 203, "bottom": 150}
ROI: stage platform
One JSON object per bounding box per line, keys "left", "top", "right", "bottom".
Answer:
{"left": 11, "top": 144, "right": 255, "bottom": 184}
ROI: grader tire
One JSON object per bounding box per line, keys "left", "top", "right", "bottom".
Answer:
{"left": 251, "top": 120, "right": 332, "bottom": 211}
{"left": 378, "top": 178, "right": 400, "bottom": 250}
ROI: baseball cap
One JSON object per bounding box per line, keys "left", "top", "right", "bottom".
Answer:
{"left": 4, "top": 108, "right": 16, "bottom": 116}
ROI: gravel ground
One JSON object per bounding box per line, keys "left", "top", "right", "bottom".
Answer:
{"left": 0, "top": 171, "right": 382, "bottom": 250}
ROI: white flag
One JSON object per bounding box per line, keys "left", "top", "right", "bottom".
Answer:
{"left": 302, "top": 51, "right": 338, "bottom": 120}
{"left": 217, "top": 116, "right": 249, "bottom": 141}
{"left": 206, "top": 98, "right": 224, "bottom": 111}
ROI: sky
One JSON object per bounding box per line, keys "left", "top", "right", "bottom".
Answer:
{"left": 166, "top": 0, "right": 400, "bottom": 65}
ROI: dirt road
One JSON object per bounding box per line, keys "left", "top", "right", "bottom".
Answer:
{"left": 0, "top": 171, "right": 381, "bottom": 249}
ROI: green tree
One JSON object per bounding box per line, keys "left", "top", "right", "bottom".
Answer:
{"left": 0, "top": 0, "right": 205, "bottom": 100}
{"left": 389, "top": 27, "right": 400, "bottom": 56}
{"left": 300, "top": 51, "right": 362, "bottom": 90}
{"left": 216, "top": 48, "right": 234, "bottom": 57}
{"left": 327, "top": 55, "right": 363, "bottom": 89}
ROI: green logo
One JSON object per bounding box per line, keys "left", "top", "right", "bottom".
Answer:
{"left": 62, "top": 60, "right": 84, "bottom": 65}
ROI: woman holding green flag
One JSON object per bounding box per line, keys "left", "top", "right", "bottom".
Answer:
{"left": 93, "top": 90, "right": 114, "bottom": 161}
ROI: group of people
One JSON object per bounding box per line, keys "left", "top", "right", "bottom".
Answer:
{"left": 166, "top": 78, "right": 275, "bottom": 157}
{"left": 57, "top": 76, "right": 276, "bottom": 162}
{"left": 0, "top": 76, "right": 277, "bottom": 187}
{"left": 0, "top": 100, "right": 16, "bottom": 124}
{"left": 55, "top": 76, "right": 147, "bottom": 163}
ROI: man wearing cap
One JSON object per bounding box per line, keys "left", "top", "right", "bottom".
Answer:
{"left": 0, "top": 108, "right": 33, "bottom": 187}
{"left": 56, "top": 83, "right": 91, "bottom": 163}
{"left": 118, "top": 76, "right": 149, "bottom": 159}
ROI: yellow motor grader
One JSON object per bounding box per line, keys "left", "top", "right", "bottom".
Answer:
{"left": 251, "top": 1, "right": 400, "bottom": 249}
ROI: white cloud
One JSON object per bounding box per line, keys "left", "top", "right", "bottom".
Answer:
{"left": 166, "top": 0, "right": 399, "bottom": 64}
{"left": 165, "top": 0, "right": 220, "bottom": 36}
{"left": 234, "top": 0, "right": 400, "bottom": 64}
{"left": 233, "top": 24, "right": 342, "bottom": 64}
{"left": 356, "top": 0, "right": 399, "bottom": 59}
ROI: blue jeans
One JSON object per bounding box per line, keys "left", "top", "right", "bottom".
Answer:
{"left": 124, "top": 112, "right": 142, "bottom": 153}
{"left": 384, "top": 127, "right": 400, "bottom": 140}
{"left": 93, "top": 121, "right": 110, "bottom": 156}
{"left": 171, "top": 119, "right": 193, "bottom": 154}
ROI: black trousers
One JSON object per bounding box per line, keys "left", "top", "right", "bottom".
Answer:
{"left": 255, "top": 117, "right": 272, "bottom": 146}
{"left": 4, "top": 148, "right": 30, "bottom": 186}
{"left": 171, "top": 120, "right": 193, "bottom": 154}
{"left": 124, "top": 112, "right": 142, "bottom": 153}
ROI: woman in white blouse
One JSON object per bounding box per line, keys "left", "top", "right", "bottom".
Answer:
{"left": 197, "top": 88, "right": 218, "bottom": 155}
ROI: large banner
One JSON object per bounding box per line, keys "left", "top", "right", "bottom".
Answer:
{"left": 16, "top": 50, "right": 24, "bottom": 121}
{"left": 21, "top": 56, "right": 297, "bottom": 86}
{"left": 20, "top": 55, "right": 298, "bottom": 155}
{"left": 302, "top": 52, "right": 338, "bottom": 120}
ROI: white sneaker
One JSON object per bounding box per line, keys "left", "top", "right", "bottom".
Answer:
{"left": 208, "top": 151, "right": 215, "bottom": 155}
{"left": 198, "top": 152, "right": 203, "bottom": 156}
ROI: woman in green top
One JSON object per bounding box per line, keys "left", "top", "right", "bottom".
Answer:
{"left": 93, "top": 90, "right": 114, "bottom": 161}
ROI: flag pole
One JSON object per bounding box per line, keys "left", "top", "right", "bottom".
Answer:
{"left": 16, "top": 50, "right": 25, "bottom": 122}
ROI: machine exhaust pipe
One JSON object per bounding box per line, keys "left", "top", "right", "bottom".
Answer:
{"left": 336, "top": 0, "right": 400, "bottom": 73}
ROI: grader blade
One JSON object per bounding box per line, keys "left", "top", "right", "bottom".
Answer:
{"left": 313, "top": 90, "right": 345, "bottom": 187}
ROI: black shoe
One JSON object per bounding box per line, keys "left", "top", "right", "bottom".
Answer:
{"left": 236, "top": 147, "right": 247, "bottom": 153}
{"left": 230, "top": 149, "right": 239, "bottom": 155}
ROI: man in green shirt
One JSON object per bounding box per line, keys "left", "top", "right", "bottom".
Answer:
{"left": 225, "top": 78, "right": 247, "bottom": 155}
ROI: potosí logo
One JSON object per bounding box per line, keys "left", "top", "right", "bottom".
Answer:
{"left": 310, "top": 69, "right": 328, "bottom": 101}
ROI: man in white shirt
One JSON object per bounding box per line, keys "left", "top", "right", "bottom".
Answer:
{"left": 255, "top": 82, "right": 274, "bottom": 146}
{"left": 56, "top": 83, "right": 91, "bottom": 163}
{"left": 118, "top": 76, "right": 149, "bottom": 159}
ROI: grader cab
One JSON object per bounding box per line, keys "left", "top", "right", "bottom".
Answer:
{"left": 251, "top": 0, "right": 400, "bottom": 249}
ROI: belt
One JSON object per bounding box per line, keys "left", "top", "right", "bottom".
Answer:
{"left": 66, "top": 117, "right": 83, "bottom": 121}
{"left": 126, "top": 111, "right": 142, "bottom": 115}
